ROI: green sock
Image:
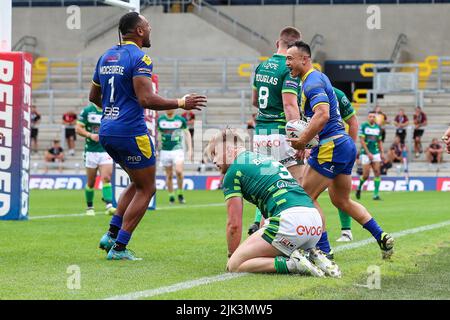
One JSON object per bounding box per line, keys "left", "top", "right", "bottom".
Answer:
{"left": 176, "top": 188, "right": 183, "bottom": 196}
{"left": 374, "top": 177, "right": 381, "bottom": 196}
{"left": 274, "top": 256, "right": 290, "bottom": 274}
{"left": 102, "top": 183, "right": 113, "bottom": 203}
{"left": 169, "top": 192, "right": 175, "bottom": 199}
{"left": 358, "top": 177, "right": 367, "bottom": 191}
{"left": 85, "top": 186, "right": 94, "bottom": 208}
{"left": 254, "top": 208, "right": 262, "bottom": 224}
{"left": 338, "top": 208, "right": 352, "bottom": 230}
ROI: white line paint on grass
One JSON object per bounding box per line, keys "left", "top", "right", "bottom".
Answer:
{"left": 105, "top": 219, "right": 450, "bottom": 300}
{"left": 29, "top": 203, "right": 224, "bottom": 220}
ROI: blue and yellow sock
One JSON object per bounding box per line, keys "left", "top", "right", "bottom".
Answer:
{"left": 363, "top": 218, "right": 383, "bottom": 241}
{"left": 114, "top": 229, "right": 131, "bottom": 251}
{"left": 108, "top": 215, "right": 122, "bottom": 239}
{"left": 316, "top": 231, "right": 331, "bottom": 254}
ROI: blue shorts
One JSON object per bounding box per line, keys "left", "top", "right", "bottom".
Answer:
{"left": 307, "top": 135, "right": 356, "bottom": 179}
{"left": 99, "top": 133, "right": 156, "bottom": 169}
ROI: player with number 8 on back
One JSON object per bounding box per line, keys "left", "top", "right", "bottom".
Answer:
{"left": 89, "top": 12, "right": 206, "bottom": 260}
{"left": 249, "top": 27, "right": 304, "bottom": 235}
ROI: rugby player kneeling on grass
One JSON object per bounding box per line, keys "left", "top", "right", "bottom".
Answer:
{"left": 206, "top": 128, "right": 341, "bottom": 278}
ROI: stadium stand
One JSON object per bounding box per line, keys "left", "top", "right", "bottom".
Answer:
{"left": 12, "top": 1, "right": 449, "bottom": 175}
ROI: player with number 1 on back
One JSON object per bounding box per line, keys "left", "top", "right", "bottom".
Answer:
{"left": 286, "top": 41, "right": 394, "bottom": 260}
{"left": 89, "top": 12, "right": 207, "bottom": 260}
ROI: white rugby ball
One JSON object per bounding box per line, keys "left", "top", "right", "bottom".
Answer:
{"left": 285, "top": 119, "right": 319, "bottom": 149}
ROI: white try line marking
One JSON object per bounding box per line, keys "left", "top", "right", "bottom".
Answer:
{"left": 105, "top": 219, "right": 450, "bottom": 300}
{"left": 29, "top": 203, "right": 225, "bottom": 220}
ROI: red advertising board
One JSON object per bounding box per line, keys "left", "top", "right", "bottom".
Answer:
{"left": 0, "top": 52, "right": 33, "bottom": 220}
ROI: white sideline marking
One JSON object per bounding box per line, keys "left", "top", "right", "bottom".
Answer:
{"left": 105, "top": 220, "right": 450, "bottom": 300}
{"left": 105, "top": 273, "right": 248, "bottom": 300}
{"left": 29, "top": 203, "right": 224, "bottom": 220}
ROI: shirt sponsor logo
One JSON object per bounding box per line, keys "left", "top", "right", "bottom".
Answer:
{"left": 105, "top": 54, "right": 120, "bottom": 63}
{"left": 87, "top": 114, "right": 102, "bottom": 124}
{"left": 277, "top": 237, "right": 296, "bottom": 249}
{"left": 159, "top": 120, "right": 184, "bottom": 129}
{"left": 142, "top": 55, "right": 152, "bottom": 66}
{"left": 127, "top": 155, "right": 141, "bottom": 163}
{"left": 297, "top": 225, "right": 322, "bottom": 236}
{"left": 138, "top": 67, "right": 152, "bottom": 75}
{"left": 254, "top": 139, "right": 281, "bottom": 148}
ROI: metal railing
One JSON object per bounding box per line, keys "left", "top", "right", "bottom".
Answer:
{"left": 35, "top": 56, "right": 259, "bottom": 92}
{"left": 390, "top": 33, "right": 407, "bottom": 63}
{"left": 12, "top": 35, "right": 38, "bottom": 55}
{"left": 191, "top": 0, "right": 271, "bottom": 54}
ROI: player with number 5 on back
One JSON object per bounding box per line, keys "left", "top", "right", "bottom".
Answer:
{"left": 285, "top": 41, "right": 394, "bottom": 260}
{"left": 89, "top": 12, "right": 207, "bottom": 260}
{"left": 207, "top": 129, "right": 341, "bottom": 278}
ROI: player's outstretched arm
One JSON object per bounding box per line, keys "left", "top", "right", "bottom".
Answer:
{"left": 226, "top": 197, "right": 244, "bottom": 258}
{"left": 133, "top": 77, "right": 207, "bottom": 111}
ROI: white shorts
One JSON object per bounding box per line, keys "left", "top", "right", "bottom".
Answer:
{"left": 253, "top": 134, "right": 299, "bottom": 168}
{"left": 361, "top": 153, "right": 381, "bottom": 165}
{"left": 160, "top": 149, "right": 184, "bottom": 167}
{"left": 262, "top": 206, "right": 323, "bottom": 256}
{"left": 84, "top": 152, "right": 113, "bottom": 169}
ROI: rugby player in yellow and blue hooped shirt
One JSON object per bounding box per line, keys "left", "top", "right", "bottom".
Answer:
{"left": 89, "top": 12, "right": 207, "bottom": 260}
{"left": 285, "top": 41, "right": 394, "bottom": 260}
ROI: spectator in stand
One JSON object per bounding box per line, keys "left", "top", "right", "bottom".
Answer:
{"left": 62, "top": 110, "right": 78, "bottom": 156}
{"left": 393, "top": 108, "right": 409, "bottom": 144}
{"left": 181, "top": 110, "right": 195, "bottom": 148}
{"left": 30, "top": 105, "right": 41, "bottom": 154}
{"left": 374, "top": 105, "right": 388, "bottom": 143}
{"left": 44, "top": 140, "right": 65, "bottom": 173}
{"left": 388, "top": 135, "right": 407, "bottom": 164}
{"left": 425, "top": 138, "right": 443, "bottom": 164}
{"left": 413, "top": 106, "right": 427, "bottom": 158}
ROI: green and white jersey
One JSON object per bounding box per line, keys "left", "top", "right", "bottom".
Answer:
{"left": 157, "top": 114, "right": 187, "bottom": 151}
{"left": 253, "top": 54, "right": 301, "bottom": 135}
{"left": 222, "top": 151, "right": 314, "bottom": 219}
{"left": 334, "top": 88, "right": 356, "bottom": 122}
{"left": 77, "top": 104, "right": 104, "bottom": 153}
{"left": 359, "top": 121, "right": 381, "bottom": 155}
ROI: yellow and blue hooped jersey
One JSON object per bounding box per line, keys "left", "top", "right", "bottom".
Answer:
{"left": 92, "top": 41, "right": 153, "bottom": 137}
{"left": 300, "top": 69, "right": 346, "bottom": 140}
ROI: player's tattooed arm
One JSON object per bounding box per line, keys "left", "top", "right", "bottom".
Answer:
{"left": 226, "top": 197, "right": 243, "bottom": 257}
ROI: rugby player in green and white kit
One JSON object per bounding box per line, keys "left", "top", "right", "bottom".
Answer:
{"left": 356, "top": 110, "right": 384, "bottom": 201}
{"left": 157, "top": 109, "right": 192, "bottom": 204}
{"left": 207, "top": 129, "right": 341, "bottom": 277}
{"left": 249, "top": 27, "right": 303, "bottom": 235}
{"left": 76, "top": 103, "right": 116, "bottom": 216}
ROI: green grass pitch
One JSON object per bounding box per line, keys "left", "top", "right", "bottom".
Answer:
{"left": 0, "top": 189, "right": 449, "bottom": 300}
